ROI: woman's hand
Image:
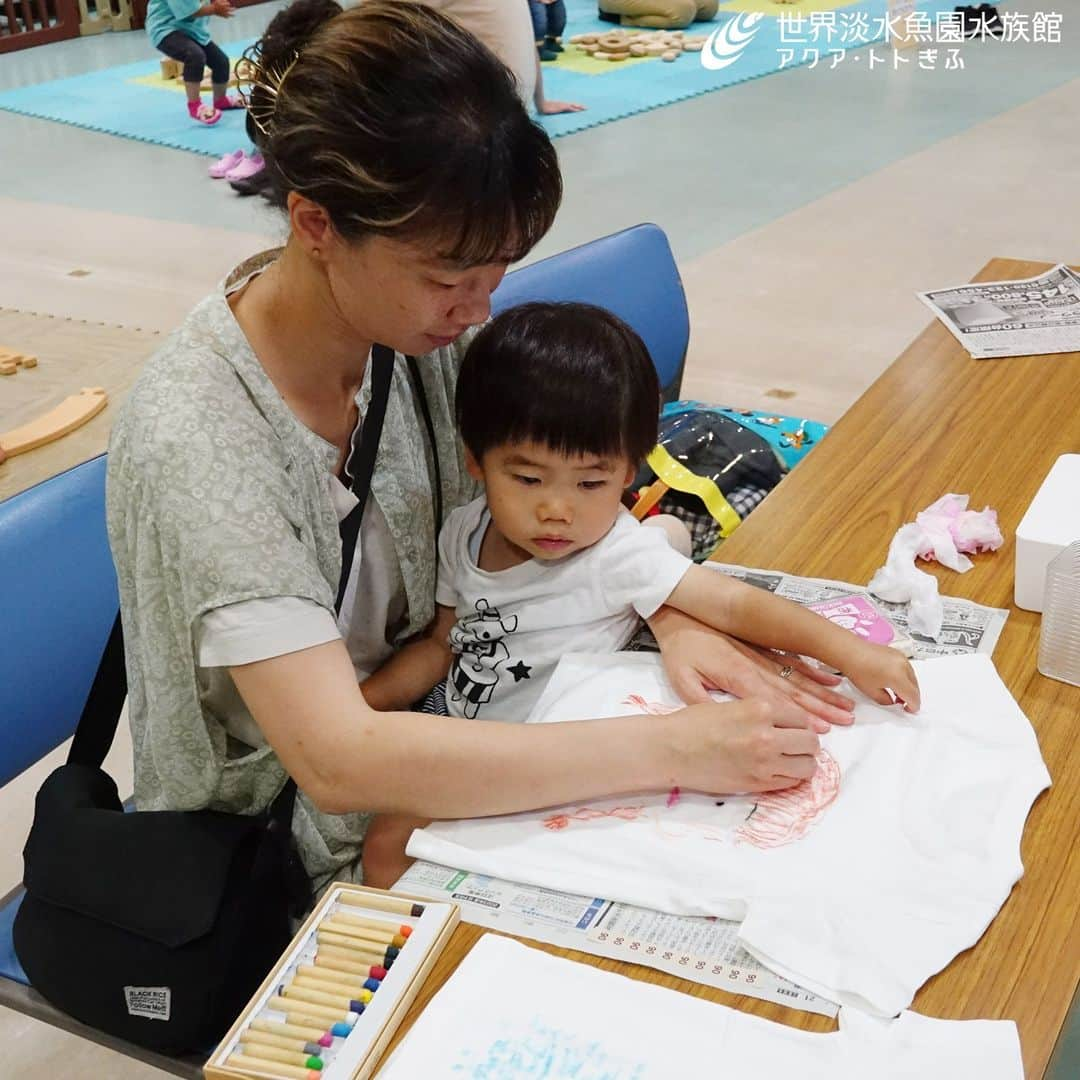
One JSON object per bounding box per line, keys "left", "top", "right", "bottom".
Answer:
{"left": 840, "top": 641, "right": 921, "bottom": 713}
{"left": 538, "top": 99, "right": 585, "bottom": 115}
{"left": 669, "top": 698, "right": 821, "bottom": 792}
{"left": 648, "top": 607, "right": 856, "bottom": 734}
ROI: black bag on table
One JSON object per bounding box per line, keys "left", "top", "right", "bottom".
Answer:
{"left": 12, "top": 346, "right": 399, "bottom": 1054}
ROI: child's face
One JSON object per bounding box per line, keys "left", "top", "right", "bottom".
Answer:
{"left": 468, "top": 441, "right": 636, "bottom": 561}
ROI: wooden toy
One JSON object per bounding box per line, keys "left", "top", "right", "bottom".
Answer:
{"left": 204, "top": 884, "right": 459, "bottom": 1080}
{"left": 569, "top": 28, "right": 710, "bottom": 61}
{"left": 0, "top": 387, "right": 107, "bottom": 466}
{"left": 0, "top": 349, "right": 38, "bottom": 375}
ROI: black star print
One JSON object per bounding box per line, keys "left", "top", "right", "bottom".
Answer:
{"left": 507, "top": 661, "right": 532, "bottom": 682}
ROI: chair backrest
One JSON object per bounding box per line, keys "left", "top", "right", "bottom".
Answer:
{"left": 491, "top": 223, "right": 689, "bottom": 401}
{"left": 0, "top": 455, "right": 117, "bottom": 788}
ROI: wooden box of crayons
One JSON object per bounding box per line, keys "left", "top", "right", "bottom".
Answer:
{"left": 204, "top": 884, "right": 459, "bottom": 1080}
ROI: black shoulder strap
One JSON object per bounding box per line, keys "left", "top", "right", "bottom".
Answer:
{"left": 69, "top": 343, "right": 398, "bottom": 830}
{"left": 335, "top": 344, "right": 395, "bottom": 609}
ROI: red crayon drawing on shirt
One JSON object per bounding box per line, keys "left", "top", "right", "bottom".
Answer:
{"left": 539, "top": 694, "right": 841, "bottom": 848}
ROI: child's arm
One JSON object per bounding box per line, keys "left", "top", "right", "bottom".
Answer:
{"left": 666, "top": 567, "right": 921, "bottom": 713}
{"left": 362, "top": 812, "right": 431, "bottom": 890}
{"left": 360, "top": 604, "right": 457, "bottom": 712}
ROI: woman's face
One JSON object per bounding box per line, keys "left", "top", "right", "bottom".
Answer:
{"left": 327, "top": 233, "right": 509, "bottom": 356}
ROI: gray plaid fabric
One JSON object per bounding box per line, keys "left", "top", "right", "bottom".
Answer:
{"left": 660, "top": 484, "right": 770, "bottom": 562}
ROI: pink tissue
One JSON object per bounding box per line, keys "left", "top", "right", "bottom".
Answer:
{"left": 914, "top": 494, "right": 1004, "bottom": 573}
{"left": 869, "top": 493, "right": 1003, "bottom": 641}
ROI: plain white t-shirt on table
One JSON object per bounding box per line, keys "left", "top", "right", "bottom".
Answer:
{"left": 435, "top": 496, "right": 693, "bottom": 721}
{"left": 409, "top": 651, "right": 1051, "bottom": 1017}
{"left": 378, "top": 935, "right": 1024, "bottom": 1080}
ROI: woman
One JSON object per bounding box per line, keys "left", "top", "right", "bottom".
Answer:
{"left": 107, "top": 1, "right": 851, "bottom": 896}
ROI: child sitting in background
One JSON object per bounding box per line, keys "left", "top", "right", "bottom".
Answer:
{"left": 360, "top": 302, "right": 919, "bottom": 886}
{"left": 146, "top": 0, "right": 244, "bottom": 125}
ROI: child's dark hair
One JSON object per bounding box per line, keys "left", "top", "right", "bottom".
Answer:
{"left": 456, "top": 303, "right": 660, "bottom": 466}
{"left": 241, "top": 1, "right": 561, "bottom": 266}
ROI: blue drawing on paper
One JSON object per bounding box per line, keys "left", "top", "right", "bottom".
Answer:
{"left": 452, "top": 1018, "right": 647, "bottom": 1079}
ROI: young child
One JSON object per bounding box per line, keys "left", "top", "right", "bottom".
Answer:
{"left": 146, "top": 0, "right": 244, "bottom": 125}
{"left": 359, "top": 302, "right": 919, "bottom": 886}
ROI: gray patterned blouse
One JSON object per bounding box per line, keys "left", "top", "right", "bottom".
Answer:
{"left": 106, "top": 251, "right": 480, "bottom": 891}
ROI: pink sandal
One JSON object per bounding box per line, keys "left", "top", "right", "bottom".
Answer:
{"left": 214, "top": 95, "right": 245, "bottom": 111}
{"left": 188, "top": 102, "right": 221, "bottom": 126}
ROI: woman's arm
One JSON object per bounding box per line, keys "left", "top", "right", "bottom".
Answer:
{"left": 229, "top": 638, "right": 821, "bottom": 817}
{"left": 666, "top": 567, "right": 920, "bottom": 712}
{"left": 360, "top": 605, "right": 456, "bottom": 711}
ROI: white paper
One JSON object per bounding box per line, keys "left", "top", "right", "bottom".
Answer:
{"left": 410, "top": 653, "right": 1049, "bottom": 1017}
{"left": 379, "top": 935, "right": 1024, "bottom": 1079}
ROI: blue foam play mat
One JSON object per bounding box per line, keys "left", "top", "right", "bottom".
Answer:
{"left": 0, "top": 0, "right": 954, "bottom": 156}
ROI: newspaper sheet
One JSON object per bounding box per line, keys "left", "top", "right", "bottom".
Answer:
{"left": 397, "top": 571, "right": 1007, "bottom": 1018}
{"left": 395, "top": 860, "right": 838, "bottom": 1017}
{"left": 918, "top": 263, "right": 1080, "bottom": 359}
{"left": 708, "top": 563, "right": 1009, "bottom": 659}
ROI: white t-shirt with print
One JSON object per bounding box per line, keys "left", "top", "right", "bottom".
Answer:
{"left": 409, "top": 651, "right": 1051, "bottom": 1017}
{"left": 434, "top": 496, "right": 692, "bottom": 721}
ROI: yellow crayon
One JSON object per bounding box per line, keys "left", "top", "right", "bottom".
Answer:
{"left": 283, "top": 982, "right": 373, "bottom": 1010}
{"left": 322, "top": 917, "right": 407, "bottom": 949}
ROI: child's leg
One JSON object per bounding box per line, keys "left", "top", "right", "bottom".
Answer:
{"left": 204, "top": 40, "right": 242, "bottom": 110}
{"left": 528, "top": 1, "right": 558, "bottom": 60}
{"left": 158, "top": 31, "right": 220, "bottom": 122}
{"left": 158, "top": 31, "right": 208, "bottom": 105}
{"left": 545, "top": 1, "right": 567, "bottom": 51}
{"left": 362, "top": 813, "right": 432, "bottom": 890}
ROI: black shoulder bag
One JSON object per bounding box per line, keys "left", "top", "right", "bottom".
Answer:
{"left": 13, "top": 346, "right": 397, "bottom": 1055}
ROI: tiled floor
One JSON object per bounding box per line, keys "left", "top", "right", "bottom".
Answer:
{"left": 1, "top": 2, "right": 1078, "bottom": 1075}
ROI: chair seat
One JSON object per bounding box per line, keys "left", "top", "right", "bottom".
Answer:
{"left": 0, "top": 887, "right": 29, "bottom": 985}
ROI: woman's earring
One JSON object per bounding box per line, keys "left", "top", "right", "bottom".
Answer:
{"left": 312, "top": 247, "right": 320, "bottom": 259}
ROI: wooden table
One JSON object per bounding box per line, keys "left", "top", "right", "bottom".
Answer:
{"left": 383, "top": 258, "right": 1080, "bottom": 1076}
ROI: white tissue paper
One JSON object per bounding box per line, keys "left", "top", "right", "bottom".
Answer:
{"left": 869, "top": 494, "right": 1003, "bottom": 640}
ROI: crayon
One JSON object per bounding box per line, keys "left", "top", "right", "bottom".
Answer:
{"left": 332, "top": 910, "right": 413, "bottom": 939}
{"left": 228, "top": 1052, "right": 321, "bottom": 1079}
{"left": 271, "top": 993, "right": 361, "bottom": 1026}
{"left": 308, "top": 954, "right": 387, "bottom": 981}
{"left": 241, "top": 1027, "right": 327, "bottom": 1057}
{"left": 250, "top": 1017, "right": 335, "bottom": 1046}
{"left": 321, "top": 917, "right": 407, "bottom": 949}
{"left": 292, "top": 973, "right": 378, "bottom": 1001}
{"left": 316, "top": 929, "right": 399, "bottom": 963}
{"left": 338, "top": 891, "right": 425, "bottom": 918}
{"left": 296, "top": 963, "right": 381, "bottom": 993}
{"left": 282, "top": 982, "right": 371, "bottom": 1011}
{"left": 315, "top": 950, "right": 394, "bottom": 978}
{"left": 238, "top": 1042, "right": 323, "bottom": 1070}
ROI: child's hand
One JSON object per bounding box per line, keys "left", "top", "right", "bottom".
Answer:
{"left": 211, "top": 0, "right": 234, "bottom": 16}
{"left": 843, "top": 643, "right": 921, "bottom": 713}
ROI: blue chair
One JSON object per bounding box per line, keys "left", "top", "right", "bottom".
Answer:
{"left": 0, "top": 224, "right": 689, "bottom": 1073}
{"left": 492, "top": 222, "right": 689, "bottom": 402}
{"left": 0, "top": 455, "right": 202, "bottom": 1077}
